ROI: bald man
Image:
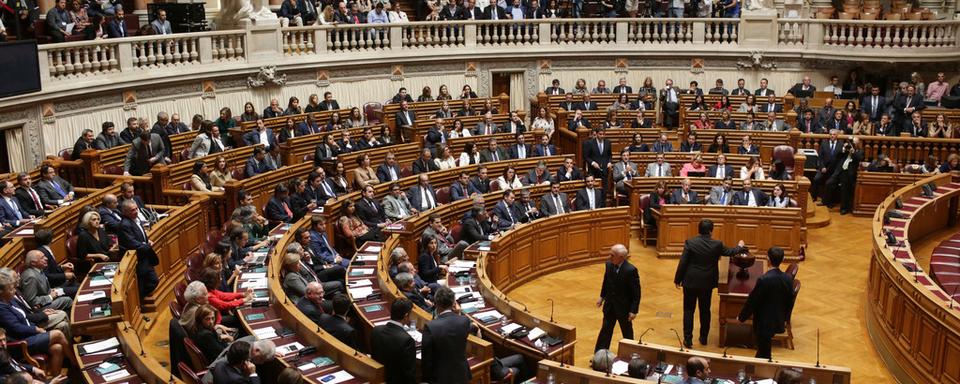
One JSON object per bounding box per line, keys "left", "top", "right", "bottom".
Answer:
{"left": 595, "top": 244, "right": 641, "bottom": 352}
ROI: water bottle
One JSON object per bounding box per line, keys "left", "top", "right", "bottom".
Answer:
{"left": 547, "top": 373, "right": 556, "bottom": 384}
{"left": 809, "top": 379, "right": 817, "bottom": 384}
{"left": 676, "top": 366, "right": 683, "bottom": 377}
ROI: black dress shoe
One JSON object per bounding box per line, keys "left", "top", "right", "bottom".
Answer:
{"left": 684, "top": 339, "right": 693, "bottom": 349}
{"left": 699, "top": 337, "right": 708, "bottom": 345}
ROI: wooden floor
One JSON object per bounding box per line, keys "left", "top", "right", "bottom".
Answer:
{"left": 508, "top": 212, "right": 957, "bottom": 384}
{"left": 143, "top": 212, "right": 958, "bottom": 384}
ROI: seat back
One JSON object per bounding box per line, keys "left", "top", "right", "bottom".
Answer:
{"left": 436, "top": 187, "right": 451, "bottom": 204}
{"left": 66, "top": 234, "right": 80, "bottom": 264}
{"left": 231, "top": 168, "right": 245, "bottom": 180}
{"left": 400, "top": 166, "right": 412, "bottom": 178}
{"left": 178, "top": 362, "right": 202, "bottom": 384}
{"left": 364, "top": 102, "right": 383, "bottom": 124}
{"left": 103, "top": 165, "right": 124, "bottom": 175}
{"left": 772, "top": 145, "right": 795, "bottom": 177}
{"left": 169, "top": 300, "right": 183, "bottom": 319}
{"left": 489, "top": 180, "right": 500, "bottom": 192}
{"left": 173, "top": 281, "right": 187, "bottom": 306}
{"left": 60, "top": 148, "right": 73, "bottom": 161}
{"left": 182, "top": 337, "right": 209, "bottom": 371}
{"left": 639, "top": 194, "right": 650, "bottom": 212}
{"left": 786, "top": 263, "right": 799, "bottom": 279}
{"left": 450, "top": 223, "right": 463, "bottom": 243}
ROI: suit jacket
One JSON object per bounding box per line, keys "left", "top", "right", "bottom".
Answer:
{"left": 264, "top": 196, "right": 292, "bottom": 223}
{"left": 491, "top": 201, "right": 522, "bottom": 229}
{"left": 408, "top": 185, "right": 439, "bottom": 211}
{"left": 539, "top": 192, "right": 570, "bottom": 216}
{"left": 576, "top": 101, "right": 598, "bottom": 111}
{"left": 71, "top": 138, "right": 94, "bottom": 160}
{"left": 356, "top": 197, "right": 387, "bottom": 228}
{"left": 479, "top": 148, "right": 509, "bottom": 163}
{"left": 296, "top": 297, "right": 326, "bottom": 324}
{"left": 468, "top": 177, "right": 490, "bottom": 195}
{"left": 319, "top": 314, "right": 357, "bottom": 348}
{"left": 484, "top": 4, "right": 507, "bottom": 19}
{"left": 555, "top": 166, "right": 582, "bottom": 182}
{"left": 0, "top": 299, "right": 40, "bottom": 341}
{"left": 473, "top": 122, "right": 500, "bottom": 136}
{"left": 584, "top": 139, "right": 612, "bottom": 170}
{"left": 574, "top": 188, "right": 604, "bottom": 211}
{"left": 504, "top": 120, "right": 526, "bottom": 134}
{"left": 759, "top": 103, "right": 783, "bottom": 113}
{"left": 118, "top": 216, "right": 159, "bottom": 266}
{"left": 899, "top": 120, "right": 927, "bottom": 137}
{"left": 439, "top": 4, "right": 462, "bottom": 19}
{"left": 544, "top": 86, "right": 565, "bottom": 95}
{"left": 893, "top": 93, "right": 925, "bottom": 121}
{"left": 93, "top": 133, "right": 122, "bottom": 150}
{"left": 318, "top": 100, "right": 340, "bottom": 111}
{"left": 394, "top": 110, "right": 416, "bottom": 128}
{"left": 817, "top": 139, "right": 843, "bottom": 171}
{"left": 599, "top": 260, "right": 641, "bottom": 316}
{"left": 124, "top": 134, "right": 167, "bottom": 176}
{"left": 277, "top": 128, "right": 299, "bottom": 143}
{"left": 707, "top": 186, "right": 733, "bottom": 205}
{"left": 875, "top": 122, "right": 897, "bottom": 137}
{"left": 313, "top": 144, "right": 339, "bottom": 164}
{"left": 706, "top": 164, "right": 733, "bottom": 178}
{"left": 612, "top": 161, "right": 638, "bottom": 186}
{"left": 508, "top": 144, "right": 532, "bottom": 160}
{"left": 150, "top": 19, "right": 172, "bottom": 34}
{"left": 412, "top": 158, "right": 441, "bottom": 174}
{"left": 376, "top": 164, "right": 402, "bottom": 183}
{"left": 650, "top": 141, "right": 673, "bottom": 153}
{"left": 738, "top": 268, "right": 795, "bottom": 337}
{"left": 450, "top": 181, "right": 473, "bottom": 201}
{"left": 680, "top": 142, "right": 703, "bottom": 152}
{"left": 105, "top": 19, "right": 128, "bottom": 38}
{"left": 613, "top": 85, "right": 633, "bottom": 94}
{"left": 14, "top": 187, "right": 44, "bottom": 218}
{"left": 567, "top": 117, "right": 592, "bottom": 131}
{"left": 861, "top": 95, "right": 887, "bottom": 121}
{"left": 669, "top": 189, "right": 699, "bottom": 204}
{"left": 422, "top": 311, "right": 472, "bottom": 384}
{"left": 296, "top": 121, "right": 323, "bottom": 136}
{"left": 371, "top": 322, "right": 417, "bottom": 384}
{"left": 35, "top": 177, "right": 73, "bottom": 207}
{"left": 459, "top": 5, "right": 482, "bottom": 19}
{"left": 97, "top": 206, "right": 123, "bottom": 234}
{"left": 243, "top": 128, "right": 278, "bottom": 148}
{"left": 382, "top": 194, "right": 414, "bottom": 220}
{"left": 210, "top": 361, "right": 261, "bottom": 384}
{"left": 644, "top": 162, "right": 672, "bottom": 177}
{"left": 424, "top": 128, "right": 448, "bottom": 151}
{"left": 673, "top": 234, "right": 746, "bottom": 290}
{"left": 732, "top": 189, "right": 768, "bottom": 206}
{"left": 20, "top": 268, "right": 55, "bottom": 309}
{"left": 754, "top": 88, "right": 775, "bottom": 96}
{"left": 0, "top": 197, "right": 25, "bottom": 226}
{"left": 460, "top": 216, "right": 492, "bottom": 244}
{"left": 36, "top": 246, "right": 67, "bottom": 289}
{"left": 797, "top": 118, "right": 824, "bottom": 134}
{"left": 244, "top": 156, "right": 276, "bottom": 178}
{"left": 532, "top": 143, "right": 557, "bottom": 157}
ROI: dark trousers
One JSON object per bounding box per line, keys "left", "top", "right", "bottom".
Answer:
{"left": 754, "top": 332, "right": 773, "bottom": 359}
{"left": 491, "top": 354, "right": 525, "bottom": 380}
{"left": 811, "top": 169, "right": 830, "bottom": 201}
{"left": 136, "top": 261, "right": 159, "bottom": 302}
{"left": 663, "top": 102, "right": 679, "bottom": 128}
{"left": 836, "top": 174, "right": 856, "bottom": 212}
{"left": 315, "top": 264, "right": 346, "bottom": 282}
{"left": 682, "top": 287, "right": 713, "bottom": 342}
{"left": 595, "top": 310, "right": 633, "bottom": 351}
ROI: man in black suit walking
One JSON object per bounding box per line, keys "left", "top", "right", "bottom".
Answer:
{"left": 737, "top": 247, "right": 796, "bottom": 359}
{"left": 370, "top": 298, "right": 417, "bottom": 384}
{"left": 117, "top": 199, "right": 159, "bottom": 302}
{"left": 594, "top": 244, "right": 641, "bottom": 352}
{"left": 673, "top": 219, "right": 746, "bottom": 347}
{"left": 421, "top": 286, "right": 472, "bottom": 384}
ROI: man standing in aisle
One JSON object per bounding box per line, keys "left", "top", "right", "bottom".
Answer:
{"left": 595, "top": 244, "right": 641, "bottom": 352}
{"left": 673, "top": 219, "right": 746, "bottom": 348}
{"left": 737, "top": 247, "right": 795, "bottom": 359}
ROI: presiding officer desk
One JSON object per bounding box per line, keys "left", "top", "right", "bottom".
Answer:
{"left": 868, "top": 173, "right": 960, "bottom": 384}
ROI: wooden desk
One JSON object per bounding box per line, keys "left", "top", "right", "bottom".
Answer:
{"left": 383, "top": 95, "right": 509, "bottom": 134}
{"left": 853, "top": 171, "right": 928, "bottom": 216}
{"left": 653, "top": 205, "right": 804, "bottom": 260}
{"left": 71, "top": 263, "right": 121, "bottom": 339}
{"left": 616, "top": 340, "right": 851, "bottom": 384}
{"left": 797, "top": 132, "right": 960, "bottom": 165}
{"left": 75, "top": 337, "right": 146, "bottom": 384}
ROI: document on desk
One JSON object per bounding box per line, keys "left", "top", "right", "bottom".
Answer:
{"left": 317, "top": 370, "right": 354, "bottom": 384}
{"left": 277, "top": 342, "right": 306, "bottom": 356}
{"left": 349, "top": 287, "right": 374, "bottom": 299}
{"left": 450, "top": 286, "right": 472, "bottom": 294}
{"left": 356, "top": 255, "right": 378, "bottom": 262}
{"left": 348, "top": 279, "right": 372, "bottom": 288}
{"left": 241, "top": 279, "right": 268, "bottom": 289}
{"left": 77, "top": 290, "right": 107, "bottom": 303}
{"left": 527, "top": 327, "right": 546, "bottom": 341}
{"left": 451, "top": 260, "right": 476, "bottom": 269}
{"left": 500, "top": 323, "right": 521, "bottom": 334}
{"left": 101, "top": 369, "right": 131, "bottom": 381}
{"left": 241, "top": 272, "right": 266, "bottom": 280}
{"left": 90, "top": 278, "right": 113, "bottom": 287}
{"left": 253, "top": 327, "right": 278, "bottom": 339}
{"left": 611, "top": 360, "right": 629, "bottom": 375}
{"left": 80, "top": 337, "right": 119, "bottom": 355}
{"left": 364, "top": 245, "right": 382, "bottom": 253}
{"left": 349, "top": 268, "right": 374, "bottom": 276}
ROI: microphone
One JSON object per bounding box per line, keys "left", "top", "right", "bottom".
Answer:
{"left": 815, "top": 328, "right": 821, "bottom": 367}
{"left": 558, "top": 340, "right": 566, "bottom": 367}
{"left": 723, "top": 345, "right": 730, "bottom": 358}
{"left": 670, "top": 328, "right": 685, "bottom": 352}
{"left": 547, "top": 298, "right": 554, "bottom": 322}
{"left": 638, "top": 327, "right": 653, "bottom": 345}
{"left": 127, "top": 324, "right": 146, "bottom": 357}
{"left": 723, "top": 344, "right": 748, "bottom": 359}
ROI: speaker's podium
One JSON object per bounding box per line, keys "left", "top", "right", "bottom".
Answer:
{"left": 148, "top": 1, "right": 208, "bottom": 33}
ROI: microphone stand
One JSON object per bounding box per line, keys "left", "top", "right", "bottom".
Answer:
{"left": 670, "top": 328, "right": 685, "bottom": 352}
{"left": 547, "top": 298, "right": 554, "bottom": 322}
{"left": 638, "top": 327, "right": 653, "bottom": 345}
{"left": 815, "top": 328, "right": 821, "bottom": 367}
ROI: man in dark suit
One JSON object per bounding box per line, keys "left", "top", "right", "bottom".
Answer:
{"left": 421, "top": 286, "right": 472, "bottom": 384}
{"left": 576, "top": 94, "right": 598, "bottom": 111}
{"left": 484, "top": 2, "right": 506, "bottom": 19}
{"left": 555, "top": 157, "right": 583, "bottom": 183}
{"left": 318, "top": 294, "right": 357, "bottom": 348}
{"left": 469, "top": 167, "right": 492, "bottom": 195}
{"left": 797, "top": 110, "right": 823, "bottom": 134}
{"left": 394, "top": 101, "right": 416, "bottom": 142}
{"left": 893, "top": 84, "right": 924, "bottom": 127}
{"left": 117, "top": 199, "right": 159, "bottom": 301}
{"left": 210, "top": 341, "right": 259, "bottom": 384}
{"left": 264, "top": 184, "right": 294, "bottom": 223}
{"left": 408, "top": 174, "right": 439, "bottom": 212}
{"left": 296, "top": 114, "right": 322, "bottom": 136}
{"left": 812, "top": 130, "right": 843, "bottom": 203}
{"left": 479, "top": 138, "right": 509, "bottom": 163}
{"left": 707, "top": 154, "right": 734, "bottom": 179}
{"left": 96, "top": 194, "right": 122, "bottom": 234}
{"left": 738, "top": 247, "right": 795, "bottom": 359}
{"left": 391, "top": 88, "right": 415, "bottom": 104}
{"left": 0, "top": 181, "right": 30, "bottom": 230}
{"left": 306, "top": 170, "right": 338, "bottom": 204}
{"left": 874, "top": 114, "right": 897, "bottom": 137}
{"left": 376, "top": 152, "right": 403, "bottom": 183}
{"left": 899, "top": 111, "right": 927, "bottom": 137}
{"left": 760, "top": 94, "right": 783, "bottom": 113}
{"left": 296, "top": 281, "right": 329, "bottom": 325}
{"left": 71, "top": 129, "right": 95, "bottom": 160}
{"left": 532, "top": 134, "right": 558, "bottom": 157}
{"left": 544, "top": 79, "right": 564, "bottom": 95}
{"left": 150, "top": 112, "right": 175, "bottom": 158}
{"left": 439, "top": 0, "right": 462, "bottom": 19}
{"left": 659, "top": 79, "right": 681, "bottom": 128}
{"left": 13, "top": 173, "right": 45, "bottom": 218}
{"left": 124, "top": 131, "right": 167, "bottom": 176}
{"left": 574, "top": 175, "right": 604, "bottom": 211}
{"left": 584, "top": 129, "right": 612, "bottom": 180}
{"left": 33, "top": 229, "right": 76, "bottom": 294}
{"left": 424, "top": 119, "right": 449, "bottom": 156}
{"left": 826, "top": 139, "right": 863, "bottom": 215}
{"left": 613, "top": 78, "right": 633, "bottom": 94}
{"left": 540, "top": 182, "right": 570, "bottom": 217}
{"left": 754, "top": 78, "right": 775, "bottom": 96}
{"left": 567, "top": 109, "right": 592, "bottom": 131}
{"left": 730, "top": 78, "right": 749, "bottom": 96}
{"left": 673, "top": 219, "right": 746, "bottom": 347}
{"left": 558, "top": 94, "right": 576, "bottom": 112}
{"left": 786, "top": 76, "right": 816, "bottom": 99}
{"left": 732, "top": 179, "right": 768, "bottom": 207}
{"left": 371, "top": 298, "right": 417, "bottom": 384}
{"left": 243, "top": 120, "right": 278, "bottom": 151}
{"left": 318, "top": 91, "right": 340, "bottom": 111}
{"left": 356, "top": 185, "right": 388, "bottom": 229}
{"left": 504, "top": 111, "right": 526, "bottom": 134}
{"left": 105, "top": 8, "right": 129, "bottom": 38}
{"left": 595, "top": 244, "right": 641, "bottom": 351}
{"left": 244, "top": 147, "right": 276, "bottom": 178}
{"left": 412, "top": 149, "right": 441, "bottom": 174}
{"left": 508, "top": 133, "right": 531, "bottom": 160}
{"left": 459, "top": 0, "right": 482, "bottom": 19}
{"left": 861, "top": 86, "right": 886, "bottom": 122}
{"left": 449, "top": 172, "right": 475, "bottom": 201}
{"left": 460, "top": 206, "right": 494, "bottom": 244}
{"left": 491, "top": 190, "right": 523, "bottom": 230}
{"left": 669, "top": 178, "right": 699, "bottom": 204}
{"left": 35, "top": 164, "right": 75, "bottom": 208}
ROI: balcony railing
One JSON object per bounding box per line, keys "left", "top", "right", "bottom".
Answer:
{"left": 32, "top": 17, "right": 960, "bottom": 93}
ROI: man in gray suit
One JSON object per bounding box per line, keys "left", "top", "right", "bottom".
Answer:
{"left": 758, "top": 111, "right": 790, "bottom": 131}
{"left": 150, "top": 9, "right": 173, "bottom": 34}
{"left": 539, "top": 182, "right": 570, "bottom": 217}
{"left": 20, "top": 250, "right": 73, "bottom": 311}
{"left": 612, "top": 150, "right": 638, "bottom": 195}
{"left": 707, "top": 177, "right": 734, "bottom": 205}
{"left": 644, "top": 152, "right": 672, "bottom": 177}
{"left": 124, "top": 131, "right": 168, "bottom": 176}
{"left": 35, "top": 164, "right": 75, "bottom": 208}
{"left": 473, "top": 112, "right": 499, "bottom": 136}
{"left": 382, "top": 182, "right": 417, "bottom": 221}
{"left": 94, "top": 121, "right": 122, "bottom": 150}
{"left": 479, "top": 137, "right": 509, "bottom": 163}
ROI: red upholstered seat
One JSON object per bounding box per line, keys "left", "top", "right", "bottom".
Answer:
{"left": 436, "top": 187, "right": 451, "bottom": 204}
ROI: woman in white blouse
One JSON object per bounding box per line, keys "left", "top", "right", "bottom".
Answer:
{"left": 740, "top": 156, "right": 766, "bottom": 180}
{"left": 459, "top": 142, "right": 481, "bottom": 166}
{"left": 495, "top": 166, "right": 524, "bottom": 190}
{"left": 452, "top": 119, "right": 471, "bottom": 138}
{"left": 767, "top": 183, "right": 790, "bottom": 208}
{"left": 434, "top": 145, "right": 458, "bottom": 170}
{"left": 531, "top": 106, "right": 555, "bottom": 139}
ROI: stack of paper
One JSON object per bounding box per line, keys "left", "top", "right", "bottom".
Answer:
{"left": 350, "top": 268, "right": 374, "bottom": 276}
{"left": 90, "top": 278, "right": 113, "bottom": 287}
{"left": 364, "top": 245, "right": 382, "bottom": 253}
{"left": 406, "top": 329, "right": 423, "bottom": 343}
{"left": 356, "top": 255, "right": 378, "bottom": 262}
{"left": 349, "top": 287, "right": 374, "bottom": 299}
{"left": 452, "top": 260, "right": 476, "bottom": 268}
{"left": 348, "top": 279, "right": 372, "bottom": 287}
{"left": 241, "top": 272, "right": 266, "bottom": 280}
{"left": 101, "top": 369, "right": 131, "bottom": 381}
{"left": 80, "top": 338, "right": 119, "bottom": 355}
{"left": 277, "top": 342, "right": 306, "bottom": 356}
{"left": 318, "top": 370, "right": 355, "bottom": 384}
{"left": 500, "top": 323, "right": 521, "bottom": 334}
{"left": 241, "top": 279, "right": 268, "bottom": 289}
{"left": 527, "top": 327, "right": 546, "bottom": 341}
{"left": 473, "top": 310, "right": 504, "bottom": 323}
{"left": 253, "top": 327, "right": 278, "bottom": 339}
{"left": 77, "top": 291, "right": 107, "bottom": 303}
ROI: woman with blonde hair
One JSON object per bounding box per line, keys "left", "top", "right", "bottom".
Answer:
{"left": 679, "top": 153, "right": 707, "bottom": 177}
{"left": 76, "top": 210, "right": 117, "bottom": 275}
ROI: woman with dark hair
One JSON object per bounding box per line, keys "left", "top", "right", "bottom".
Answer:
{"left": 714, "top": 95, "right": 733, "bottom": 111}
{"left": 339, "top": 200, "right": 386, "bottom": 246}
{"left": 331, "top": 161, "right": 351, "bottom": 194}
{"left": 688, "top": 94, "right": 708, "bottom": 111}
{"left": 418, "top": 86, "right": 434, "bottom": 102}
{"left": 714, "top": 110, "right": 736, "bottom": 129}
{"left": 378, "top": 125, "right": 395, "bottom": 146}
{"left": 417, "top": 235, "right": 446, "bottom": 283}
{"left": 644, "top": 181, "right": 668, "bottom": 226}
{"left": 240, "top": 102, "right": 260, "bottom": 122}
{"left": 693, "top": 112, "right": 712, "bottom": 130}
{"left": 304, "top": 94, "right": 321, "bottom": 113}
{"left": 738, "top": 95, "right": 758, "bottom": 113}
{"left": 843, "top": 100, "right": 858, "bottom": 126}
{"left": 191, "top": 160, "right": 221, "bottom": 192}
{"left": 740, "top": 156, "right": 766, "bottom": 180}
{"left": 214, "top": 107, "right": 236, "bottom": 145}
{"left": 707, "top": 134, "right": 730, "bottom": 153}
{"left": 287, "top": 177, "right": 317, "bottom": 221}
{"left": 326, "top": 112, "right": 343, "bottom": 131}
{"left": 344, "top": 107, "right": 367, "bottom": 128}
{"left": 189, "top": 120, "right": 214, "bottom": 159}
{"left": 83, "top": 14, "right": 105, "bottom": 40}
{"left": 767, "top": 183, "right": 791, "bottom": 207}
{"left": 284, "top": 96, "right": 303, "bottom": 115}
{"left": 436, "top": 84, "right": 452, "bottom": 100}
{"left": 185, "top": 303, "right": 230, "bottom": 363}
{"left": 460, "top": 84, "right": 478, "bottom": 99}
{"left": 459, "top": 141, "right": 480, "bottom": 165}
{"left": 627, "top": 133, "right": 648, "bottom": 152}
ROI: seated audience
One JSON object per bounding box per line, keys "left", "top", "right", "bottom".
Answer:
{"left": 318, "top": 294, "right": 357, "bottom": 348}
{"left": 767, "top": 183, "right": 791, "bottom": 207}
{"left": 540, "top": 182, "right": 570, "bottom": 217}
{"left": 370, "top": 298, "right": 417, "bottom": 383}
{"left": 382, "top": 182, "right": 417, "bottom": 221}
{"left": 680, "top": 153, "right": 707, "bottom": 177}
{"left": 495, "top": 167, "right": 523, "bottom": 191}
{"left": 670, "top": 178, "right": 699, "bottom": 204}
{"left": 556, "top": 157, "right": 583, "bottom": 182}
{"left": 75, "top": 211, "right": 116, "bottom": 275}
{"left": 244, "top": 147, "right": 276, "bottom": 178}
{"left": 708, "top": 177, "right": 734, "bottom": 205}
{"left": 574, "top": 175, "right": 604, "bottom": 211}
{"left": 408, "top": 174, "right": 440, "bottom": 212}
{"left": 645, "top": 152, "right": 672, "bottom": 177}
{"left": 0, "top": 273, "right": 70, "bottom": 377}
{"left": 210, "top": 341, "right": 256, "bottom": 384}
{"left": 35, "top": 165, "right": 75, "bottom": 208}
{"left": 733, "top": 179, "right": 768, "bottom": 207}
{"left": 740, "top": 156, "right": 766, "bottom": 180}
{"left": 737, "top": 135, "right": 760, "bottom": 155}
{"left": 338, "top": 200, "right": 386, "bottom": 247}
{"left": 20, "top": 251, "right": 72, "bottom": 311}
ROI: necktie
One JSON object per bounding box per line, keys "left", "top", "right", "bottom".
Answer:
{"left": 598, "top": 140, "right": 603, "bottom": 154}
{"left": 717, "top": 167, "right": 723, "bottom": 178}
{"left": 368, "top": 199, "right": 377, "bottom": 213}
{"left": 720, "top": 192, "right": 726, "bottom": 205}
{"left": 555, "top": 194, "right": 564, "bottom": 214}
{"left": 389, "top": 167, "right": 398, "bottom": 180}
{"left": 422, "top": 187, "right": 434, "bottom": 210}
{"left": 505, "top": 203, "right": 514, "bottom": 223}
{"left": 283, "top": 201, "right": 293, "bottom": 217}
{"left": 492, "top": 151, "right": 499, "bottom": 162}
{"left": 28, "top": 188, "right": 42, "bottom": 210}
{"left": 51, "top": 181, "right": 67, "bottom": 198}
{"left": 545, "top": 146, "right": 551, "bottom": 156}
{"left": 872, "top": 96, "right": 878, "bottom": 116}
{"left": 657, "top": 165, "right": 662, "bottom": 177}
{"left": 397, "top": 199, "right": 408, "bottom": 217}
{"left": 492, "top": 8, "right": 497, "bottom": 19}
{"left": 831, "top": 142, "right": 835, "bottom": 153}
{"left": 138, "top": 222, "right": 148, "bottom": 241}
{"left": 322, "top": 181, "right": 334, "bottom": 197}
{"left": 8, "top": 199, "right": 22, "bottom": 220}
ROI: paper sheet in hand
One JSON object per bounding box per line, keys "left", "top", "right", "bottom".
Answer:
{"left": 81, "top": 337, "right": 119, "bottom": 355}
{"left": 611, "top": 360, "right": 629, "bottom": 375}
{"left": 349, "top": 287, "right": 374, "bottom": 299}
{"left": 406, "top": 329, "right": 423, "bottom": 343}
{"left": 78, "top": 291, "right": 107, "bottom": 303}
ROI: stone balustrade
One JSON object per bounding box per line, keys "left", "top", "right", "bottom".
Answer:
{"left": 28, "top": 17, "right": 960, "bottom": 95}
